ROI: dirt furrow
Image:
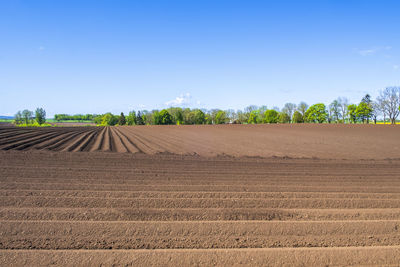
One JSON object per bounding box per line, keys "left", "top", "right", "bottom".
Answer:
{"left": 3, "top": 247, "right": 400, "bottom": 267}
{"left": 1, "top": 220, "right": 400, "bottom": 249}
{"left": 112, "top": 127, "right": 141, "bottom": 153}
{"left": 2, "top": 196, "right": 400, "bottom": 209}
{"left": 89, "top": 127, "right": 106, "bottom": 151}
{"left": 2, "top": 207, "right": 400, "bottom": 221}
{"left": 2, "top": 190, "right": 400, "bottom": 199}
{"left": 109, "top": 127, "right": 128, "bottom": 153}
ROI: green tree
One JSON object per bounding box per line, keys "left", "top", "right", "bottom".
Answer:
{"left": 35, "top": 108, "right": 46, "bottom": 125}
{"left": 297, "top": 102, "right": 309, "bottom": 120}
{"left": 101, "top": 113, "right": 118, "bottom": 126}
{"left": 192, "top": 109, "right": 206, "bottom": 124}
{"left": 167, "top": 107, "right": 184, "bottom": 125}
{"left": 292, "top": 111, "right": 304, "bottom": 123}
{"left": 22, "top": 109, "right": 33, "bottom": 124}
{"left": 153, "top": 110, "right": 161, "bottom": 125}
{"left": 158, "top": 109, "right": 173, "bottom": 125}
{"left": 356, "top": 102, "right": 373, "bottom": 123}
{"left": 14, "top": 111, "right": 23, "bottom": 125}
{"left": 236, "top": 110, "right": 247, "bottom": 124}
{"left": 118, "top": 112, "right": 126, "bottom": 125}
{"left": 305, "top": 103, "right": 327, "bottom": 123}
{"left": 278, "top": 112, "right": 290, "bottom": 123}
{"left": 94, "top": 115, "right": 102, "bottom": 125}
{"left": 360, "top": 94, "right": 373, "bottom": 123}
{"left": 244, "top": 105, "right": 258, "bottom": 122}
{"left": 329, "top": 100, "right": 341, "bottom": 123}
{"left": 126, "top": 111, "right": 136, "bottom": 125}
{"left": 136, "top": 111, "right": 145, "bottom": 125}
{"left": 247, "top": 110, "right": 259, "bottom": 124}
{"left": 347, "top": 104, "right": 358, "bottom": 123}
{"left": 282, "top": 103, "right": 296, "bottom": 123}
{"left": 264, "top": 110, "right": 279, "bottom": 123}
{"left": 215, "top": 110, "right": 227, "bottom": 124}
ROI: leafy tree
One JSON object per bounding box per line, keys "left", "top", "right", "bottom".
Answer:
{"left": 347, "top": 104, "right": 358, "bottom": 123}
{"left": 282, "top": 103, "right": 296, "bottom": 123}
{"left": 101, "top": 113, "right": 118, "bottom": 126}
{"left": 355, "top": 102, "right": 373, "bottom": 123}
{"left": 152, "top": 110, "right": 161, "bottom": 125}
{"left": 192, "top": 109, "right": 206, "bottom": 124}
{"left": 264, "top": 109, "right": 279, "bottom": 123}
{"left": 136, "top": 111, "right": 145, "bottom": 125}
{"left": 14, "top": 111, "right": 23, "bottom": 125}
{"left": 292, "top": 111, "right": 304, "bottom": 123}
{"left": 158, "top": 109, "right": 173, "bottom": 125}
{"left": 257, "top": 106, "right": 268, "bottom": 122}
{"left": 175, "top": 109, "right": 184, "bottom": 125}
{"left": 329, "top": 100, "right": 341, "bottom": 123}
{"left": 94, "top": 115, "right": 103, "bottom": 125}
{"left": 142, "top": 110, "right": 154, "bottom": 125}
{"left": 215, "top": 110, "right": 227, "bottom": 124}
{"left": 305, "top": 103, "right": 327, "bottom": 123}
{"left": 167, "top": 107, "right": 184, "bottom": 125}
{"left": 126, "top": 110, "right": 137, "bottom": 125}
{"left": 236, "top": 110, "right": 247, "bottom": 124}
{"left": 206, "top": 109, "right": 221, "bottom": 124}
{"left": 118, "top": 112, "right": 126, "bottom": 125}
{"left": 297, "top": 102, "right": 309, "bottom": 121}
{"left": 278, "top": 112, "right": 290, "bottom": 123}
{"left": 360, "top": 94, "right": 373, "bottom": 123}
{"left": 22, "top": 109, "right": 33, "bottom": 124}
{"left": 244, "top": 105, "right": 258, "bottom": 122}
{"left": 247, "top": 110, "right": 259, "bottom": 124}
{"left": 35, "top": 108, "right": 46, "bottom": 125}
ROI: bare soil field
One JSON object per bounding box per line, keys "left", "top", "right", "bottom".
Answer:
{"left": 0, "top": 124, "right": 399, "bottom": 159}
{"left": 0, "top": 125, "right": 400, "bottom": 266}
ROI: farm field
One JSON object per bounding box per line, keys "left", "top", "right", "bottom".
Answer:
{"left": 0, "top": 124, "right": 399, "bottom": 159}
{"left": 1, "top": 125, "right": 400, "bottom": 266}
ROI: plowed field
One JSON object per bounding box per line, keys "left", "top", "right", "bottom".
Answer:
{"left": 1, "top": 124, "right": 399, "bottom": 159}
{"left": 1, "top": 125, "right": 400, "bottom": 266}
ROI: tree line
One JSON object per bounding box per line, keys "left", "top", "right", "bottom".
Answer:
{"left": 94, "top": 87, "right": 400, "bottom": 126}
{"left": 54, "top": 114, "right": 97, "bottom": 121}
{"left": 14, "top": 86, "right": 400, "bottom": 126}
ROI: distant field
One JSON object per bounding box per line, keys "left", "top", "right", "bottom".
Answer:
{"left": 0, "top": 124, "right": 399, "bottom": 159}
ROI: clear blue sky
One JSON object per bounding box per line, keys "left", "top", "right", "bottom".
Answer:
{"left": 1, "top": 0, "right": 399, "bottom": 117}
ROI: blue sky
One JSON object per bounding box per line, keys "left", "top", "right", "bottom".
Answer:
{"left": 1, "top": 0, "right": 399, "bottom": 117}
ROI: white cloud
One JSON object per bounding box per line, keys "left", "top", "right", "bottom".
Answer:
{"left": 39, "top": 46, "right": 45, "bottom": 51}
{"left": 393, "top": 65, "right": 399, "bottom": 70}
{"left": 165, "top": 93, "right": 191, "bottom": 106}
{"left": 357, "top": 46, "right": 391, "bottom": 56}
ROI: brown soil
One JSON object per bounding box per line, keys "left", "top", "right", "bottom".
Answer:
{"left": 0, "top": 124, "right": 399, "bottom": 159}
{"left": 1, "top": 125, "right": 400, "bottom": 266}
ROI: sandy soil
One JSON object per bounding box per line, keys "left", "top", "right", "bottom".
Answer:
{"left": 1, "top": 125, "right": 400, "bottom": 266}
